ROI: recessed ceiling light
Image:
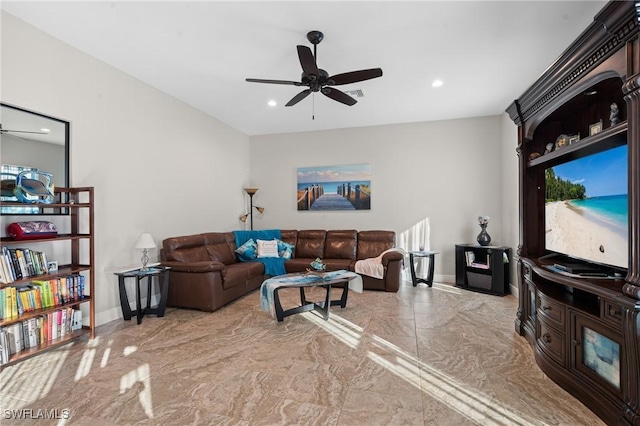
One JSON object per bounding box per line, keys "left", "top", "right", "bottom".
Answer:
{"left": 432, "top": 80, "right": 443, "bottom": 88}
{"left": 267, "top": 100, "right": 277, "bottom": 107}
{"left": 40, "top": 128, "right": 50, "bottom": 132}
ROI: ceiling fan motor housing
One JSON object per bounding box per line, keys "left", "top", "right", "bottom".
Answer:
{"left": 306, "top": 30, "right": 324, "bottom": 45}
{"left": 302, "top": 69, "right": 329, "bottom": 92}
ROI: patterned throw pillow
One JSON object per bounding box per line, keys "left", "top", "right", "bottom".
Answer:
{"left": 276, "top": 239, "right": 295, "bottom": 259}
{"left": 235, "top": 238, "right": 258, "bottom": 260}
{"left": 257, "top": 239, "right": 279, "bottom": 258}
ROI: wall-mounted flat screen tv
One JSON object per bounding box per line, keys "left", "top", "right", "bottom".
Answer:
{"left": 545, "top": 144, "right": 628, "bottom": 269}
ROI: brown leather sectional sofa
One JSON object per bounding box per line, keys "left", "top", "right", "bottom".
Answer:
{"left": 160, "top": 229, "right": 403, "bottom": 312}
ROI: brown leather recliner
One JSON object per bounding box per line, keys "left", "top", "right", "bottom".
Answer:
{"left": 161, "top": 229, "right": 403, "bottom": 312}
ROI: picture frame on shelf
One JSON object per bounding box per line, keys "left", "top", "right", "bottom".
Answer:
{"left": 568, "top": 133, "right": 581, "bottom": 145}
{"left": 47, "top": 260, "right": 58, "bottom": 273}
{"left": 589, "top": 120, "right": 603, "bottom": 136}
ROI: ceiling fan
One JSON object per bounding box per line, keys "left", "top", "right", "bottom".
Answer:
{"left": 246, "top": 30, "right": 383, "bottom": 107}
{"left": 0, "top": 123, "right": 49, "bottom": 140}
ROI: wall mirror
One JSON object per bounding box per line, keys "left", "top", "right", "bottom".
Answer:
{"left": 1, "top": 103, "right": 69, "bottom": 214}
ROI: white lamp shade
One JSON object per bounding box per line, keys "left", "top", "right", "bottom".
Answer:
{"left": 134, "top": 233, "right": 156, "bottom": 250}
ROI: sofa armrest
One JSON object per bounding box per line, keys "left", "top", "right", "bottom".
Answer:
{"left": 161, "top": 260, "right": 227, "bottom": 276}
{"left": 381, "top": 251, "right": 404, "bottom": 266}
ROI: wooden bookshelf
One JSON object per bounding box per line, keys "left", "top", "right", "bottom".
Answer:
{"left": 0, "top": 187, "right": 94, "bottom": 368}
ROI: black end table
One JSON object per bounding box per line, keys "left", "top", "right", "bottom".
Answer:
{"left": 408, "top": 251, "right": 438, "bottom": 287}
{"left": 115, "top": 266, "right": 170, "bottom": 324}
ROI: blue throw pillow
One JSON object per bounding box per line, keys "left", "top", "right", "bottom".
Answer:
{"left": 235, "top": 238, "right": 258, "bottom": 261}
{"left": 276, "top": 239, "right": 295, "bottom": 259}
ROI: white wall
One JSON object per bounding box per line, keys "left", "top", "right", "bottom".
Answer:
{"left": 1, "top": 12, "right": 251, "bottom": 324}
{"left": 250, "top": 115, "right": 507, "bottom": 282}
{"left": 1, "top": 11, "right": 523, "bottom": 326}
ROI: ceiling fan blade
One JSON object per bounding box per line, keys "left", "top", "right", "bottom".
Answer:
{"left": 0, "top": 132, "right": 29, "bottom": 141}
{"left": 297, "top": 45, "right": 319, "bottom": 77}
{"left": 328, "top": 68, "right": 383, "bottom": 86}
{"left": 285, "top": 89, "right": 312, "bottom": 107}
{"left": 321, "top": 87, "right": 357, "bottom": 106}
{"left": 246, "top": 78, "right": 302, "bottom": 86}
{"left": 0, "top": 123, "right": 48, "bottom": 135}
{"left": 0, "top": 130, "right": 48, "bottom": 134}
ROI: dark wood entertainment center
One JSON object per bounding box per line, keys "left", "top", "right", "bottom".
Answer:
{"left": 506, "top": 2, "right": 640, "bottom": 425}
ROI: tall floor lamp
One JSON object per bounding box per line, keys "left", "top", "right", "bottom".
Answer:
{"left": 239, "top": 187, "right": 264, "bottom": 230}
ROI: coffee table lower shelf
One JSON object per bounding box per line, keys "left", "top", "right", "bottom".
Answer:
{"left": 272, "top": 281, "right": 349, "bottom": 322}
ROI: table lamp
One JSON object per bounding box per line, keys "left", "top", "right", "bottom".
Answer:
{"left": 134, "top": 233, "right": 156, "bottom": 270}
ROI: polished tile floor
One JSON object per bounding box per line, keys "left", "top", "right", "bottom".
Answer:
{"left": 1, "top": 279, "right": 605, "bottom": 425}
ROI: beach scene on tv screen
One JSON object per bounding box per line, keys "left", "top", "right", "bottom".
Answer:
{"left": 545, "top": 145, "right": 628, "bottom": 268}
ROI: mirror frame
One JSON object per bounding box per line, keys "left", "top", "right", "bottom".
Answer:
{"left": 1, "top": 102, "right": 70, "bottom": 215}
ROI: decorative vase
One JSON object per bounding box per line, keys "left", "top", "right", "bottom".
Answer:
{"left": 477, "top": 224, "right": 491, "bottom": 246}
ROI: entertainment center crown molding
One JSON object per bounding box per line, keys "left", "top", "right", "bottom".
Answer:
{"left": 506, "top": 1, "right": 639, "bottom": 425}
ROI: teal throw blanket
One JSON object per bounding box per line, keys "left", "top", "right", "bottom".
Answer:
{"left": 233, "top": 229, "right": 287, "bottom": 276}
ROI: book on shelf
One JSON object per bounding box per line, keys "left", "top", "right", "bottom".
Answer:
{"left": 469, "top": 262, "right": 491, "bottom": 270}
{"left": 464, "top": 251, "right": 475, "bottom": 266}
{"left": 464, "top": 250, "right": 491, "bottom": 269}
{"left": 1, "top": 247, "right": 15, "bottom": 282}
{"left": 0, "top": 259, "right": 9, "bottom": 284}
{"left": 7, "top": 323, "right": 23, "bottom": 355}
{"left": 0, "top": 306, "right": 81, "bottom": 365}
{"left": 0, "top": 247, "right": 51, "bottom": 283}
{"left": 0, "top": 274, "right": 86, "bottom": 321}
{"left": 0, "top": 329, "right": 9, "bottom": 365}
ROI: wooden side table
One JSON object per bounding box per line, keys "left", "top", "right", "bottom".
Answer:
{"left": 115, "top": 266, "right": 170, "bottom": 324}
{"left": 408, "top": 251, "right": 438, "bottom": 287}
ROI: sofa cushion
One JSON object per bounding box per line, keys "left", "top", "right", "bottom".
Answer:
{"left": 222, "top": 263, "right": 249, "bottom": 290}
{"left": 284, "top": 258, "right": 315, "bottom": 273}
{"left": 280, "top": 230, "right": 298, "bottom": 248}
{"left": 324, "top": 230, "right": 357, "bottom": 260}
{"left": 203, "top": 232, "right": 237, "bottom": 264}
{"left": 357, "top": 230, "right": 395, "bottom": 260}
{"left": 257, "top": 239, "right": 279, "bottom": 258}
{"left": 163, "top": 234, "right": 209, "bottom": 262}
{"left": 322, "top": 259, "right": 354, "bottom": 271}
{"left": 295, "top": 230, "right": 326, "bottom": 258}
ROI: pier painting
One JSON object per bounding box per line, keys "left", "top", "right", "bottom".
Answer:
{"left": 297, "top": 163, "right": 371, "bottom": 211}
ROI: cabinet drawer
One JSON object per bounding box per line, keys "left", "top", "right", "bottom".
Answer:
{"left": 537, "top": 319, "right": 565, "bottom": 365}
{"left": 602, "top": 300, "right": 623, "bottom": 327}
{"left": 537, "top": 293, "right": 565, "bottom": 329}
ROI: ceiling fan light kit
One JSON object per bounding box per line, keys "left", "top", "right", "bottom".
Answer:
{"left": 246, "top": 30, "right": 382, "bottom": 108}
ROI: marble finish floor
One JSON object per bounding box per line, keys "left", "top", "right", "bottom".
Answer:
{"left": 1, "top": 279, "right": 604, "bottom": 425}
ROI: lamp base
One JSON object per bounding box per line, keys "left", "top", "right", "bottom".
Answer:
{"left": 140, "top": 249, "right": 149, "bottom": 271}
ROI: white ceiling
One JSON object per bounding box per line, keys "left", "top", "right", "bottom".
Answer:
{"left": 1, "top": 1, "right": 607, "bottom": 136}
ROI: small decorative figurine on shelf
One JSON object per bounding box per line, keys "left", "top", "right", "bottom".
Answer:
{"left": 544, "top": 143, "right": 554, "bottom": 155}
{"left": 477, "top": 216, "right": 491, "bottom": 246}
{"left": 610, "top": 103, "right": 620, "bottom": 126}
